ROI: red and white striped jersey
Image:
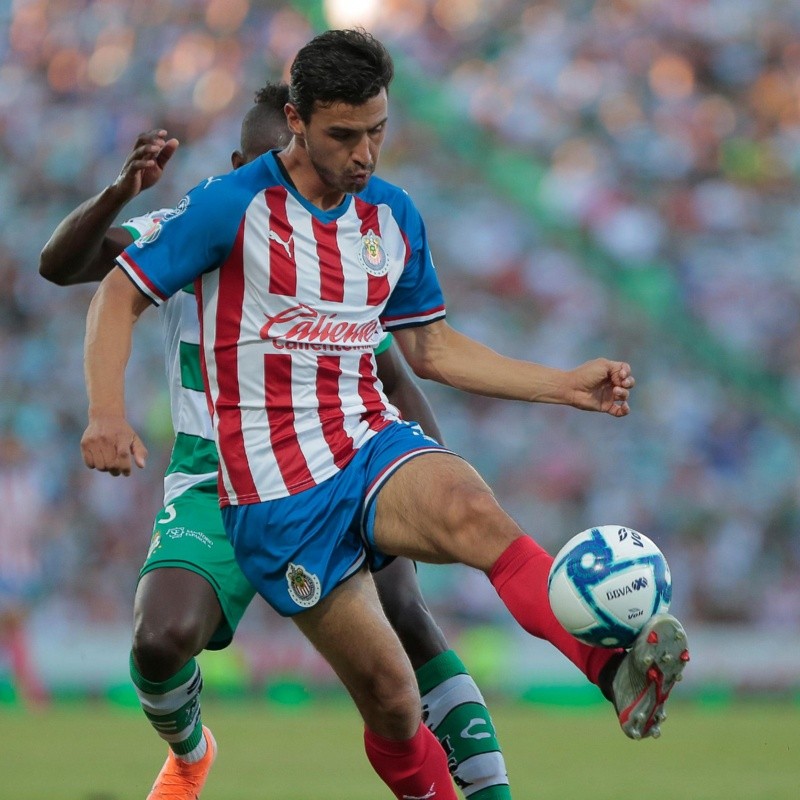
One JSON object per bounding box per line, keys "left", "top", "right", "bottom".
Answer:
{"left": 117, "top": 152, "right": 446, "bottom": 504}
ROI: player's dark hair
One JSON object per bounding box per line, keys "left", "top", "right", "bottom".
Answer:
{"left": 289, "top": 28, "right": 394, "bottom": 122}
{"left": 239, "top": 81, "right": 291, "bottom": 156}
{"left": 253, "top": 81, "right": 290, "bottom": 109}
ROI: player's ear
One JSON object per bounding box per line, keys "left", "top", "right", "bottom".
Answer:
{"left": 231, "top": 150, "right": 244, "bottom": 169}
{"left": 284, "top": 103, "right": 305, "bottom": 138}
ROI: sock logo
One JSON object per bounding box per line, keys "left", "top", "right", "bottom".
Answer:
{"left": 402, "top": 785, "right": 436, "bottom": 800}
{"left": 460, "top": 718, "right": 492, "bottom": 740}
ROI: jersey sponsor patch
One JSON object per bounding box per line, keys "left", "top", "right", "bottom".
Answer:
{"left": 259, "top": 303, "right": 381, "bottom": 351}
{"left": 285, "top": 562, "right": 322, "bottom": 608}
{"left": 162, "top": 525, "right": 214, "bottom": 548}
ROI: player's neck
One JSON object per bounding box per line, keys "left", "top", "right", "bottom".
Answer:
{"left": 277, "top": 144, "right": 346, "bottom": 211}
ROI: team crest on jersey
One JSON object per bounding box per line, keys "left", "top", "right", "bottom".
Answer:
{"left": 356, "top": 230, "right": 389, "bottom": 276}
{"left": 286, "top": 563, "right": 322, "bottom": 608}
{"left": 134, "top": 196, "right": 190, "bottom": 248}
{"left": 147, "top": 530, "right": 162, "bottom": 558}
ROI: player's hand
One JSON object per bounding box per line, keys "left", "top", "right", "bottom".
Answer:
{"left": 111, "top": 129, "right": 180, "bottom": 202}
{"left": 81, "top": 414, "right": 148, "bottom": 476}
{"left": 567, "top": 359, "right": 634, "bottom": 417}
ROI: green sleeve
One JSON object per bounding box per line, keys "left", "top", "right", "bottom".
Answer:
{"left": 121, "top": 224, "right": 142, "bottom": 241}
{"left": 374, "top": 332, "right": 394, "bottom": 355}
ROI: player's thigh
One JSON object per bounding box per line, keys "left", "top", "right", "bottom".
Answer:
{"left": 135, "top": 566, "right": 220, "bottom": 622}
{"left": 373, "top": 452, "right": 523, "bottom": 571}
{"left": 292, "top": 567, "right": 419, "bottom": 727}
{"left": 139, "top": 488, "right": 256, "bottom": 649}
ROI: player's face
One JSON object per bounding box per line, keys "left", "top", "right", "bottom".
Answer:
{"left": 299, "top": 89, "right": 388, "bottom": 194}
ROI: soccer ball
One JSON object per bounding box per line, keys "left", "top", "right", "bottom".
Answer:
{"left": 547, "top": 525, "right": 672, "bottom": 648}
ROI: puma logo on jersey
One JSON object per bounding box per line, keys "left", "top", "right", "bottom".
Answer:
{"left": 269, "top": 229, "right": 294, "bottom": 259}
{"left": 402, "top": 785, "right": 436, "bottom": 800}
{"left": 203, "top": 176, "right": 222, "bottom": 188}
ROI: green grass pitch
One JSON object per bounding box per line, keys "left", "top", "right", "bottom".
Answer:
{"left": 2, "top": 698, "right": 798, "bottom": 799}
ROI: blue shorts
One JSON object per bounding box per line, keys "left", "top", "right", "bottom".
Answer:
{"left": 221, "top": 420, "right": 449, "bottom": 616}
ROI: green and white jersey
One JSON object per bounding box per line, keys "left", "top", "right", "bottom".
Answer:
{"left": 124, "top": 211, "right": 217, "bottom": 504}
{"left": 123, "top": 210, "right": 394, "bottom": 506}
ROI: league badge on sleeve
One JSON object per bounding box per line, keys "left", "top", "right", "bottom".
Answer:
{"left": 134, "top": 196, "right": 191, "bottom": 248}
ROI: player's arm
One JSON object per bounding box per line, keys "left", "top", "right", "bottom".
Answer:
{"left": 39, "top": 130, "right": 178, "bottom": 286}
{"left": 81, "top": 268, "right": 152, "bottom": 476}
{"left": 376, "top": 341, "right": 444, "bottom": 444}
{"left": 393, "top": 319, "right": 634, "bottom": 417}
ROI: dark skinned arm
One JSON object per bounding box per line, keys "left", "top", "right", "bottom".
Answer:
{"left": 376, "top": 343, "right": 445, "bottom": 445}
{"left": 39, "top": 130, "right": 178, "bottom": 286}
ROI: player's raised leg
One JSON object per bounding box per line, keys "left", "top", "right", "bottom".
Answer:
{"left": 293, "top": 567, "right": 458, "bottom": 800}
{"left": 371, "top": 452, "right": 689, "bottom": 738}
{"left": 376, "top": 558, "right": 511, "bottom": 798}
{"left": 371, "top": 452, "right": 612, "bottom": 674}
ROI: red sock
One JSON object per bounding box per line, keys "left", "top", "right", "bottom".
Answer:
{"left": 489, "top": 535, "right": 622, "bottom": 685}
{"left": 8, "top": 623, "right": 48, "bottom": 706}
{"left": 364, "top": 721, "right": 457, "bottom": 800}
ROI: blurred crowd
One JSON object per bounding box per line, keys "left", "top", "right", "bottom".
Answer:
{"left": 1, "top": 0, "right": 800, "bottom": 688}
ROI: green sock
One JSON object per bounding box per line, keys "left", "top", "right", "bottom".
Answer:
{"left": 129, "top": 653, "right": 205, "bottom": 761}
{"left": 416, "top": 650, "right": 512, "bottom": 800}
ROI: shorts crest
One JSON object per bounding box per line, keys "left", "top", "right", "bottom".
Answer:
{"left": 286, "top": 562, "right": 322, "bottom": 608}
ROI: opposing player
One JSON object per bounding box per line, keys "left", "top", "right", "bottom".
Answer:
{"left": 80, "top": 30, "right": 689, "bottom": 799}
{"left": 42, "top": 85, "right": 513, "bottom": 799}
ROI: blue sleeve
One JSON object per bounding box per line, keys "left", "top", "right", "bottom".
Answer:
{"left": 380, "top": 196, "right": 446, "bottom": 330}
{"left": 116, "top": 174, "right": 250, "bottom": 304}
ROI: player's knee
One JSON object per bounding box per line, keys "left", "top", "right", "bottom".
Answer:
{"left": 355, "top": 662, "right": 421, "bottom": 735}
{"left": 131, "top": 617, "right": 203, "bottom": 680}
{"left": 370, "top": 681, "right": 421, "bottom": 734}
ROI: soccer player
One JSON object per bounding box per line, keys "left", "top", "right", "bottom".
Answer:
{"left": 80, "top": 30, "right": 690, "bottom": 799}
{"left": 42, "top": 85, "right": 513, "bottom": 799}
{"left": 0, "top": 432, "right": 49, "bottom": 708}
